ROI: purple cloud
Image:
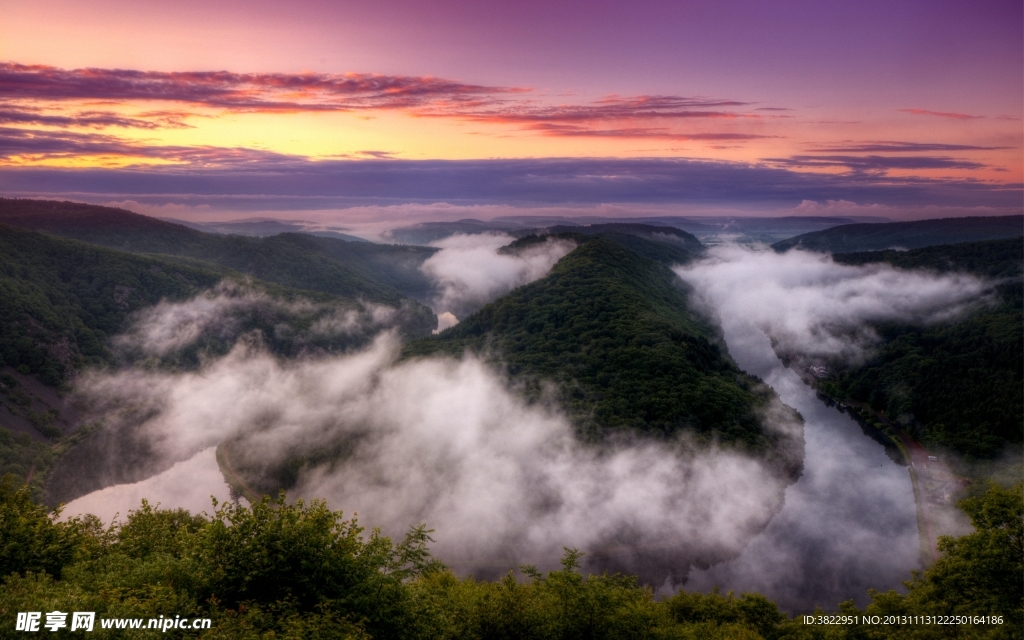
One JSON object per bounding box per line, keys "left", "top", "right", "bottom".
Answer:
{"left": 766, "top": 154, "right": 990, "bottom": 174}
{"left": 523, "top": 123, "right": 772, "bottom": 141}
{"left": 445, "top": 94, "right": 754, "bottom": 124}
{"left": 0, "top": 62, "right": 520, "bottom": 113}
{"left": 898, "top": 108, "right": 986, "bottom": 120}
{"left": 0, "top": 104, "right": 190, "bottom": 129}
{"left": 0, "top": 126, "right": 301, "bottom": 166}
{"left": 809, "top": 141, "right": 1011, "bottom": 153}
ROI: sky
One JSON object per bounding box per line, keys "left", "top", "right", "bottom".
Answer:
{"left": 0, "top": 0, "right": 1021, "bottom": 223}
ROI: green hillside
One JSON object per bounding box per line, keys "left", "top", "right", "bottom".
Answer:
{"left": 406, "top": 235, "right": 800, "bottom": 465}
{"left": 771, "top": 215, "right": 1023, "bottom": 253}
{"left": 818, "top": 239, "right": 1023, "bottom": 461}
{"left": 0, "top": 224, "right": 226, "bottom": 386}
{"left": 0, "top": 224, "right": 440, "bottom": 500}
{"left": 0, "top": 198, "right": 439, "bottom": 306}
{"left": 832, "top": 236, "right": 1024, "bottom": 278}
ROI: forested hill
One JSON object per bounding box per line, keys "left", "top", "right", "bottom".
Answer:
{"left": 818, "top": 238, "right": 1023, "bottom": 461}
{"left": 0, "top": 225, "right": 227, "bottom": 497}
{"left": 405, "top": 235, "right": 802, "bottom": 469}
{"left": 0, "top": 224, "right": 438, "bottom": 387}
{"left": 832, "top": 236, "right": 1024, "bottom": 278}
{"left": 0, "top": 224, "right": 224, "bottom": 387}
{"left": 531, "top": 223, "right": 704, "bottom": 254}
{"left": 0, "top": 199, "right": 439, "bottom": 304}
{"left": 771, "top": 215, "right": 1023, "bottom": 253}
{"left": 0, "top": 224, "right": 440, "bottom": 501}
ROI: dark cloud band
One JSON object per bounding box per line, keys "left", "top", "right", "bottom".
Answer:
{"left": 2, "top": 157, "right": 1020, "bottom": 209}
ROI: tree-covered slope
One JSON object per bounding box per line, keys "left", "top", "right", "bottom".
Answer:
{"left": 0, "top": 224, "right": 226, "bottom": 386}
{"left": 771, "top": 215, "right": 1023, "bottom": 253}
{"left": 832, "top": 237, "right": 1024, "bottom": 278}
{"left": 0, "top": 224, "right": 441, "bottom": 497}
{"left": 405, "top": 236, "right": 800, "bottom": 465}
{"left": 818, "top": 239, "right": 1023, "bottom": 459}
{"left": 0, "top": 198, "right": 439, "bottom": 306}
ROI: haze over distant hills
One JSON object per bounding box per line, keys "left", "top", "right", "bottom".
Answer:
{"left": 159, "top": 217, "right": 371, "bottom": 243}
{"left": 386, "top": 214, "right": 889, "bottom": 246}
{"left": 385, "top": 215, "right": 888, "bottom": 244}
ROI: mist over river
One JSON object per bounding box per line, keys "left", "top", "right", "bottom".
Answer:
{"left": 685, "top": 314, "right": 921, "bottom": 612}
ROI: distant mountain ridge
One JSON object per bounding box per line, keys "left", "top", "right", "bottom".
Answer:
{"left": 771, "top": 215, "right": 1023, "bottom": 253}
{"left": 530, "top": 223, "right": 705, "bottom": 254}
{"left": 386, "top": 215, "right": 882, "bottom": 245}
{"left": 159, "top": 216, "right": 370, "bottom": 242}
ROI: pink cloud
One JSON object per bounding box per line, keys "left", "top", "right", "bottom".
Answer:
{"left": 525, "top": 123, "right": 772, "bottom": 142}
{"left": 898, "top": 108, "right": 985, "bottom": 120}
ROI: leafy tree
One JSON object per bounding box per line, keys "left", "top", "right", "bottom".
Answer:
{"left": 858, "top": 483, "right": 1023, "bottom": 639}
{"left": 0, "top": 475, "right": 94, "bottom": 578}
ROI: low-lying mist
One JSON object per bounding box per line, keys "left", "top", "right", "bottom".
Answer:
{"left": 675, "top": 245, "right": 991, "bottom": 363}
{"left": 113, "top": 281, "right": 417, "bottom": 359}
{"left": 419, "top": 233, "right": 575, "bottom": 321}
{"left": 56, "top": 240, "right": 995, "bottom": 597}
{"left": 62, "top": 327, "right": 799, "bottom": 584}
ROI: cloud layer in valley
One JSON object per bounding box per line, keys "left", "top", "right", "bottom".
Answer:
{"left": 675, "top": 245, "right": 992, "bottom": 362}
{"left": 64, "top": 327, "right": 800, "bottom": 583}
{"left": 55, "top": 240, "right": 997, "bottom": 598}
{"left": 112, "top": 281, "right": 408, "bottom": 358}
{"left": 419, "top": 233, "right": 576, "bottom": 320}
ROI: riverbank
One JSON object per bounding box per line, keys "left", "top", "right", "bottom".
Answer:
{"left": 787, "top": 364, "right": 971, "bottom": 566}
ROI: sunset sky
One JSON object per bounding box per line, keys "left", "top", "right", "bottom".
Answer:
{"left": 1, "top": 0, "right": 1021, "bottom": 226}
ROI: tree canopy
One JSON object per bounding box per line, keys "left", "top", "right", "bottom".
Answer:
{"left": 1, "top": 477, "right": 1019, "bottom": 638}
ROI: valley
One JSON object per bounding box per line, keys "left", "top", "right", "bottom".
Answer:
{"left": 0, "top": 200, "right": 1019, "bottom": 617}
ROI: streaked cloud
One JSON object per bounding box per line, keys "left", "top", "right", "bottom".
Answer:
{"left": 0, "top": 62, "right": 521, "bottom": 113}
{"left": 898, "top": 108, "right": 986, "bottom": 120}
{"left": 0, "top": 104, "right": 191, "bottom": 129}
{"left": 0, "top": 63, "right": 780, "bottom": 149}
{"left": 523, "top": 123, "right": 772, "bottom": 141}
{"left": 445, "top": 94, "right": 754, "bottom": 123}
{"left": 0, "top": 126, "right": 301, "bottom": 166}
{"left": 765, "top": 154, "right": 990, "bottom": 173}
{"left": 808, "top": 141, "right": 1011, "bottom": 153}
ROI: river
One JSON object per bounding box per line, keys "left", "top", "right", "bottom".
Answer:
{"left": 685, "top": 319, "right": 921, "bottom": 612}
